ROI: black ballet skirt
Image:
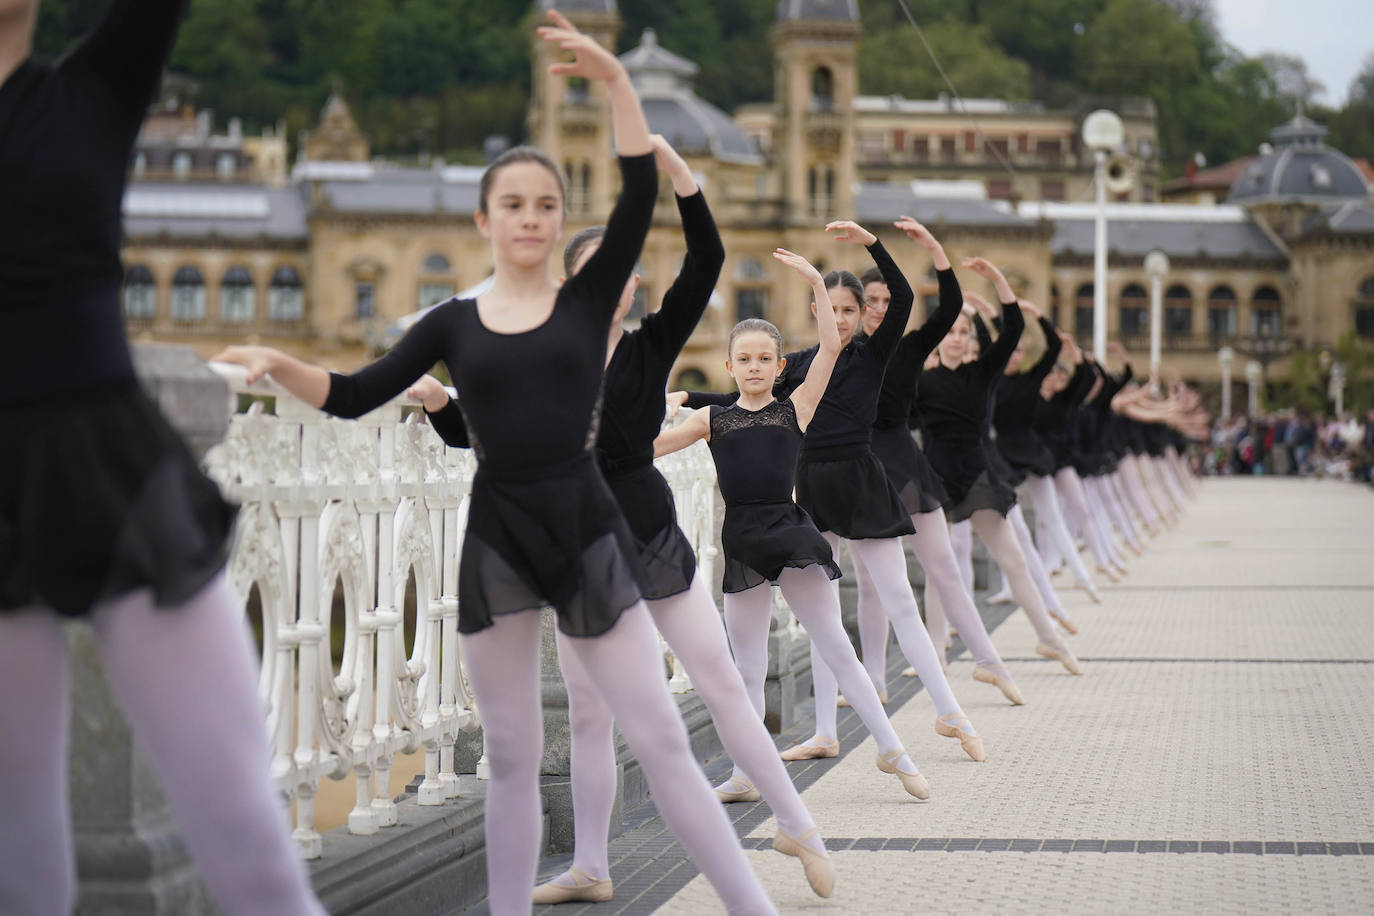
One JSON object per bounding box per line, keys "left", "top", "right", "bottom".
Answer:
{"left": 1, "top": 383, "right": 237, "bottom": 617}
{"left": 870, "top": 423, "right": 947, "bottom": 515}
{"left": 985, "top": 434, "right": 1027, "bottom": 489}
{"left": 459, "top": 452, "right": 646, "bottom": 636}
{"left": 996, "top": 430, "right": 1057, "bottom": 481}
{"left": 796, "top": 446, "right": 916, "bottom": 540}
{"left": 708, "top": 399, "right": 841, "bottom": 593}
{"left": 603, "top": 460, "right": 696, "bottom": 601}
{"left": 944, "top": 468, "right": 1017, "bottom": 523}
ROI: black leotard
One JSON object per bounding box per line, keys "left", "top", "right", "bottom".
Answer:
{"left": 427, "top": 190, "right": 723, "bottom": 600}
{"left": 707, "top": 399, "right": 839, "bottom": 592}
{"left": 993, "top": 317, "right": 1062, "bottom": 482}
{"left": 2, "top": 1, "right": 240, "bottom": 617}
{"left": 323, "top": 153, "right": 658, "bottom": 636}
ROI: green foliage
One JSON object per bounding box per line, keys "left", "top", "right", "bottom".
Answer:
{"left": 31, "top": 0, "right": 1374, "bottom": 167}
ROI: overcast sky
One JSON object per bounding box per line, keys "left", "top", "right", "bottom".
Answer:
{"left": 1213, "top": 0, "right": 1373, "bottom": 106}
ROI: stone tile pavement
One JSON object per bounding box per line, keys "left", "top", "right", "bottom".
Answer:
{"left": 469, "top": 478, "right": 1374, "bottom": 914}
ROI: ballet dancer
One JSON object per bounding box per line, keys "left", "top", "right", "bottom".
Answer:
{"left": 214, "top": 13, "right": 776, "bottom": 914}
{"left": 0, "top": 2, "right": 325, "bottom": 913}
{"left": 414, "top": 135, "right": 834, "bottom": 902}
{"left": 656, "top": 251, "right": 936, "bottom": 802}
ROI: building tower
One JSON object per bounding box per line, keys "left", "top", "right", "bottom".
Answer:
{"left": 772, "top": 0, "right": 862, "bottom": 225}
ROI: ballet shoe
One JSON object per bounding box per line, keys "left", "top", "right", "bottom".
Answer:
{"left": 1036, "top": 640, "right": 1084, "bottom": 675}
{"left": 875, "top": 748, "right": 931, "bottom": 799}
{"left": 1112, "top": 561, "right": 1130, "bottom": 577}
{"left": 986, "top": 589, "right": 1015, "bottom": 605}
{"left": 780, "top": 736, "right": 839, "bottom": 761}
{"left": 1075, "top": 580, "right": 1103, "bottom": 604}
{"left": 837, "top": 689, "right": 887, "bottom": 708}
{"left": 713, "top": 776, "right": 761, "bottom": 803}
{"left": 949, "top": 626, "right": 959, "bottom": 637}
{"left": 531, "top": 866, "right": 614, "bottom": 904}
{"left": 774, "top": 826, "right": 835, "bottom": 898}
{"left": 935, "top": 713, "right": 986, "bottom": 762}
{"left": 901, "top": 665, "right": 919, "bottom": 678}
{"left": 1095, "top": 565, "right": 1121, "bottom": 584}
{"left": 1050, "top": 609, "right": 1080, "bottom": 635}
{"left": 972, "top": 665, "right": 1026, "bottom": 705}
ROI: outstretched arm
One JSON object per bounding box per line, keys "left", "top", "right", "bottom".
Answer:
{"left": 825, "top": 219, "right": 914, "bottom": 362}
{"left": 1028, "top": 311, "right": 1062, "bottom": 382}
{"left": 653, "top": 407, "right": 710, "bottom": 457}
{"left": 899, "top": 218, "right": 963, "bottom": 365}
{"left": 963, "top": 257, "right": 1023, "bottom": 374}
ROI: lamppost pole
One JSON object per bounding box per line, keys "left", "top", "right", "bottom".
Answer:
{"left": 1145, "top": 250, "right": 1169, "bottom": 379}
{"left": 1331, "top": 362, "right": 1347, "bottom": 419}
{"left": 1218, "top": 346, "right": 1235, "bottom": 420}
{"left": 1082, "top": 110, "right": 1123, "bottom": 362}
{"left": 1245, "top": 359, "right": 1262, "bottom": 418}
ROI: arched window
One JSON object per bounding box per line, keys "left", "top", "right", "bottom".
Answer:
{"left": 1207, "top": 284, "right": 1237, "bottom": 340}
{"left": 220, "top": 266, "right": 255, "bottom": 323}
{"left": 811, "top": 67, "right": 834, "bottom": 111}
{"left": 1164, "top": 284, "right": 1193, "bottom": 339}
{"left": 1119, "top": 283, "right": 1148, "bottom": 340}
{"left": 170, "top": 266, "right": 205, "bottom": 322}
{"left": 268, "top": 266, "right": 304, "bottom": 321}
{"left": 172, "top": 151, "right": 192, "bottom": 179}
{"left": 422, "top": 253, "right": 451, "bottom": 274}
{"left": 123, "top": 265, "right": 156, "bottom": 319}
{"left": 735, "top": 257, "right": 769, "bottom": 323}
{"left": 674, "top": 368, "right": 709, "bottom": 390}
{"left": 1251, "top": 285, "right": 1282, "bottom": 337}
{"left": 216, "top": 152, "right": 236, "bottom": 180}
{"left": 736, "top": 258, "right": 767, "bottom": 281}
{"left": 1355, "top": 276, "right": 1374, "bottom": 338}
{"left": 1074, "top": 283, "right": 1094, "bottom": 337}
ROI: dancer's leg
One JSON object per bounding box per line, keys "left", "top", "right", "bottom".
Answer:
{"left": 1052, "top": 471, "right": 1115, "bottom": 568}
{"left": 653, "top": 575, "right": 818, "bottom": 844}
{"left": 725, "top": 584, "right": 820, "bottom": 759}
{"left": 0, "top": 609, "right": 75, "bottom": 916}
{"left": 854, "top": 565, "right": 891, "bottom": 694}
{"left": 969, "top": 511, "right": 1079, "bottom": 672}
{"left": 551, "top": 628, "right": 617, "bottom": 883}
{"left": 567, "top": 604, "right": 776, "bottom": 915}
{"left": 907, "top": 509, "right": 1010, "bottom": 676}
{"left": 90, "top": 575, "right": 325, "bottom": 916}
{"left": 1008, "top": 504, "right": 1077, "bottom": 614}
{"left": 844, "top": 538, "right": 967, "bottom": 723}
{"left": 775, "top": 567, "right": 919, "bottom": 775}
{"left": 1025, "top": 475, "right": 1095, "bottom": 589}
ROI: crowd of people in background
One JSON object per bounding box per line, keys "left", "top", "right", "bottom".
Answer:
{"left": 1208, "top": 409, "right": 1374, "bottom": 482}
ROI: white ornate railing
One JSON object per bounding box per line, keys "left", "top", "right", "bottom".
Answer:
{"left": 203, "top": 366, "right": 717, "bottom": 857}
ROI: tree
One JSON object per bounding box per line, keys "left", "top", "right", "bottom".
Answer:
{"left": 1075, "top": 0, "right": 1200, "bottom": 100}
{"left": 1348, "top": 52, "right": 1374, "bottom": 107}
{"left": 1257, "top": 52, "right": 1326, "bottom": 110}
{"left": 860, "top": 18, "right": 1031, "bottom": 101}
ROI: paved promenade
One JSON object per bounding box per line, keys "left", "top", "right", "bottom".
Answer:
{"left": 479, "top": 477, "right": 1374, "bottom": 914}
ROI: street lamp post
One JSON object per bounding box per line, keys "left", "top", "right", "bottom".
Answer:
{"left": 1082, "top": 110, "right": 1124, "bottom": 362}
{"left": 1331, "top": 361, "right": 1347, "bottom": 419}
{"left": 1144, "top": 249, "right": 1170, "bottom": 379}
{"left": 1245, "top": 359, "right": 1262, "bottom": 418}
{"left": 1218, "top": 346, "right": 1235, "bottom": 420}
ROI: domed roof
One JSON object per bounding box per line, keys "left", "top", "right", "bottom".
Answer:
{"left": 776, "top": 0, "right": 860, "bottom": 22}
{"left": 1227, "top": 113, "right": 1370, "bottom": 205}
{"left": 619, "top": 30, "right": 761, "bottom": 165}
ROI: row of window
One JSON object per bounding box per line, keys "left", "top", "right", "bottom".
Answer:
{"left": 123, "top": 265, "right": 303, "bottom": 323}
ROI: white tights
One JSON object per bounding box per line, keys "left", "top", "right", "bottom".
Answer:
{"left": 1048, "top": 469, "right": 1117, "bottom": 570}
{"left": 1007, "top": 504, "right": 1068, "bottom": 613}
{"left": 809, "top": 533, "right": 964, "bottom": 739}
{"left": 552, "top": 574, "right": 821, "bottom": 882}
{"left": 1024, "top": 475, "right": 1095, "bottom": 586}
{"left": 723, "top": 567, "right": 917, "bottom": 773}
{"left": 0, "top": 575, "right": 324, "bottom": 916}
{"left": 1118, "top": 456, "right": 1164, "bottom": 530}
{"left": 467, "top": 603, "right": 775, "bottom": 916}
{"left": 852, "top": 508, "right": 1010, "bottom": 685}
{"left": 966, "top": 510, "right": 1068, "bottom": 648}
{"left": 1086, "top": 474, "right": 1139, "bottom": 560}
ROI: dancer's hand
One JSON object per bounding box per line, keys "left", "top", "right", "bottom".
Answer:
{"left": 772, "top": 247, "right": 823, "bottom": 286}
{"left": 665, "top": 390, "right": 689, "bottom": 418}
{"left": 825, "top": 220, "right": 877, "bottom": 246}
{"left": 650, "top": 134, "right": 698, "bottom": 196}
{"left": 539, "top": 10, "right": 627, "bottom": 85}
{"left": 894, "top": 215, "right": 950, "bottom": 270}
{"left": 962, "top": 256, "right": 1015, "bottom": 305}
{"left": 211, "top": 345, "right": 281, "bottom": 385}
{"left": 1017, "top": 299, "right": 1042, "bottom": 319}
{"left": 406, "top": 375, "right": 451, "bottom": 413}
{"left": 962, "top": 290, "right": 997, "bottom": 317}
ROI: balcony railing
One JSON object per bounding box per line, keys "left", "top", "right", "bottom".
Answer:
{"left": 203, "top": 365, "right": 718, "bottom": 857}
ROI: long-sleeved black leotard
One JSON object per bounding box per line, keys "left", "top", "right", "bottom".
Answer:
{"left": 427, "top": 190, "right": 723, "bottom": 600}
{"left": 2, "top": 1, "right": 242, "bottom": 617}
{"left": 869, "top": 268, "right": 962, "bottom": 515}
{"left": 1034, "top": 360, "right": 1096, "bottom": 473}
{"left": 993, "top": 317, "right": 1062, "bottom": 482}
{"left": 916, "top": 300, "right": 1024, "bottom": 521}
{"left": 323, "top": 153, "right": 659, "bottom": 636}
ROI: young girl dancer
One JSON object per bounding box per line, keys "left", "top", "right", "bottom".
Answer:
{"left": 414, "top": 135, "right": 834, "bottom": 902}
{"left": 215, "top": 14, "right": 775, "bottom": 915}
{"left": 916, "top": 259, "right": 1084, "bottom": 676}
{"left": 818, "top": 225, "right": 1026, "bottom": 724}
{"left": 0, "top": 3, "right": 325, "bottom": 913}
{"left": 656, "top": 252, "right": 935, "bottom": 803}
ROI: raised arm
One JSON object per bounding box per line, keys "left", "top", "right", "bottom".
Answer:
{"left": 826, "top": 220, "right": 914, "bottom": 363}
{"left": 64, "top": 0, "right": 188, "bottom": 122}
{"left": 775, "top": 250, "right": 840, "bottom": 431}
{"left": 541, "top": 11, "right": 655, "bottom": 319}
{"left": 641, "top": 136, "right": 724, "bottom": 359}
{"left": 897, "top": 218, "right": 962, "bottom": 365}
{"left": 653, "top": 407, "right": 710, "bottom": 457}
{"left": 1027, "top": 312, "right": 1062, "bottom": 383}
{"left": 963, "top": 257, "right": 1023, "bottom": 375}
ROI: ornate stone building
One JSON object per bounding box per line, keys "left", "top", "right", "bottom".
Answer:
{"left": 119, "top": 0, "right": 1371, "bottom": 389}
